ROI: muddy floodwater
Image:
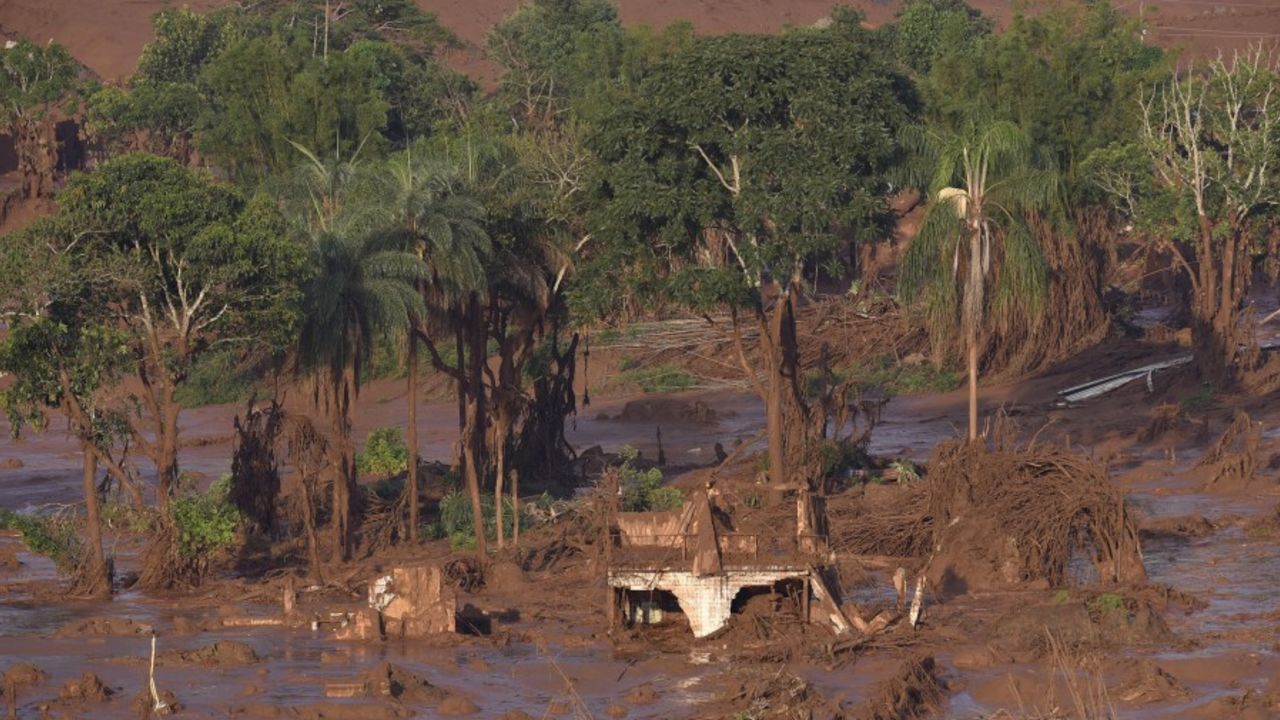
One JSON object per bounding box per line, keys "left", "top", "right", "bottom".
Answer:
{"left": 1, "top": 373, "right": 1279, "bottom": 719}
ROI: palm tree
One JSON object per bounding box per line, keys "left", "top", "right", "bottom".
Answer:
{"left": 899, "top": 117, "right": 1053, "bottom": 441}
{"left": 376, "top": 149, "right": 490, "bottom": 545}
{"left": 288, "top": 142, "right": 429, "bottom": 560}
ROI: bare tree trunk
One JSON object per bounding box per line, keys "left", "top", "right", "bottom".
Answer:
{"left": 80, "top": 443, "right": 109, "bottom": 597}
{"left": 1191, "top": 222, "right": 1248, "bottom": 385}
{"left": 299, "top": 466, "right": 325, "bottom": 583}
{"left": 966, "top": 325, "right": 978, "bottom": 442}
{"left": 454, "top": 323, "right": 468, "bottom": 481}
{"left": 492, "top": 335, "right": 519, "bottom": 551}
{"left": 965, "top": 220, "right": 983, "bottom": 443}
{"left": 511, "top": 469, "right": 520, "bottom": 547}
{"left": 407, "top": 334, "right": 419, "bottom": 542}
{"left": 762, "top": 300, "right": 787, "bottom": 485}
{"left": 494, "top": 414, "right": 507, "bottom": 550}
{"left": 155, "top": 392, "right": 180, "bottom": 518}
{"left": 462, "top": 297, "right": 488, "bottom": 557}
{"left": 330, "top": 368, "right": 357, "bottom": 561}
{"left": 14, "top": 116, "right": 58, "bottom": 199}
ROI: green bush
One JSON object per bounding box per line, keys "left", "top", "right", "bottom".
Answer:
{"left": 170, "top": 475, "right": 240, "bottom": 560}
{"left": 617, "top": 446, "right": 683, "bottom": 511}
{"left": 1090, "top": 592, "right": 1127, "bottom": 615}
{"left": 594, "top": 327, "right": 640, "bottom": 347}
{"left": 419, "top": 520, "right": 446, "bottom": 541}
{"left": 846, "top": 354, "right": 961, "bottom": 396}
{"left": 0, "top": 509, "right": 82, "bottom": 571}
{"left": 356, "top": 426, "right": 410, "bottom": 478}
{"left": 888, "top": 460, "right": 920, "bottom": 484}
{"left": 1181, "top": 383, "right": 1215, "bottom": 413}
{"left": 98, "top": 499, "right": 152, "bottom": 533}
{"left": 437, "top": 490, "right": 524, "bottom": 548}
{"left": 617, "top": 364, "right": 696, "bottom": 393}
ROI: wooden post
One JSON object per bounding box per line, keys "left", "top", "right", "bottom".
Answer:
{"left": 283, "top": 575, "right": 297, "bottom": 616}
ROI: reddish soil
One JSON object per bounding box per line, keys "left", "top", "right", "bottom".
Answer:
{"left": 0, "top": 331, "right": 1277, "bottom": 717}
{"left": 5, "top": 0, "right": 1270, "bottom": 85}
{"left": 2, "top": 2, "right": 1280, "bottom": 717}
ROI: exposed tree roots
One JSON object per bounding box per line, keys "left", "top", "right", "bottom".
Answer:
{"left": 830, "top": 440, "right": 1146, "bottom": 592}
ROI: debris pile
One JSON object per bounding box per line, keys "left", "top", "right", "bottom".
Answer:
{"left": 831, "top": 440, "right": 1146, "bottom": 594}
{"left": 851, "top": 655, "right": 945, "bottom": 720}
{"left": 1197, "top": 411, "right": 1262, "bottom": 490}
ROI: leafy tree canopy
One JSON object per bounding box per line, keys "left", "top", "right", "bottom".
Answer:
{"left": 88, "top": 3, "right": 470, "bottom": 181}
{"left": 53, "top": 154, "right": 308, "bottom": 358}
{"left": 885, "top": 0, "right": 992, "bottom": 76}
{"left": 0, "top": 39, "right": 84, "bottom": 123}
{"left": 577, "top": 12, "right": 911, "bottom": 318}
{"left": 924, "top": 1, "right": 1164, "bottom": 199}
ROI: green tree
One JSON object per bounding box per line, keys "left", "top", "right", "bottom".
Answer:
{"left": 84, "top": 8, "right": 235, "bottom": 163}
{"left": 199, "top": 37, "right": 393, "bottom": 181}
{"left": 0, "top": 40, "right": 82, "bottom": 197}
{"left": 288, "top": 144, "right": 429, "bottom": 560}
{"left": 0, "top": 223, "right": 133, "bottom": 596}
{"left": 1090, "top": 50, "right": 1280, "bottom": 382}
{"left": 924, "top": 1, "right": 1163, "bottom": 199}
{"left": 581, "top": 15, "right": 909, "bottom": 484}
{"left": 886, "top": 0, "right": 991, "bottom": 76}
{"left": 32, "top": 154, "right": 306, "bottom": 517}
{"left": 89, "top": 4, "right": 467, "bottom": 176}
{"left": 898, "top": 118, "right": 1053, "bottom": 440}
{"left": 486, "top": 0, "right": 623, "bottom": 127}
{"left": 376, "top": 145, "right": 489, "bottom": 546}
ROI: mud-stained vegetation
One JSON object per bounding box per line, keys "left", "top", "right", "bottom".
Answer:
{"left": 1, "top": 0, "right": 1280, "bottom": 718}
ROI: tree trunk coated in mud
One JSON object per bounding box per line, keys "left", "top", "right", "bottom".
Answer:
{"left": 463, "top": 295, "right": 488, "bottom": 557}
{"left": 80, "top": 444, "right": 109, "bottom": 597}
{"left": 407, "top": 333, "right": 419, "bottom": 542}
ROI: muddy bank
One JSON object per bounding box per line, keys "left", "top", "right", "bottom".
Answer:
{"left": 0, "top": 338, "right": 1279, "bottom": 718}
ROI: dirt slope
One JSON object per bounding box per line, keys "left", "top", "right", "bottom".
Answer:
{"left": 0, "top": 0, "right": 1016, "bottom": 83}
{"left": 0, "top": 0, "right": 1273, "bottom": 84}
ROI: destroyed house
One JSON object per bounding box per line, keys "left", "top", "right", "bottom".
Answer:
{"left": 606, "top": 488, "right": 849, "bottom": 638}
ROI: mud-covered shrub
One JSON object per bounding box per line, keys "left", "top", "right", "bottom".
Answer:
{"left": 171, "top": 476, "right": 239, "bottom": 561}
{"left": 616, "top": 446, "right": 683, "bottom": 511}
{"left": 367, "top": 475, "right": 404, "bottom": 502}
{"left": 0, "top": 508, "right": 82, "bottom": 571}
{"left": 356, "top": 426, "right": 409, "bottom": 478}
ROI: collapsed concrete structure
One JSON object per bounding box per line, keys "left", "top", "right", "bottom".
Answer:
{"left": 370, "top": 565, "right": 457, "bottom": 637}
{"left": 606, "top": 486, "right": 853, "bottom": 638}
{"left": 328, "top": 564, "right": 458, "bottom": 641}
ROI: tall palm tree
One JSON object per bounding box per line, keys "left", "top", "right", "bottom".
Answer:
{"left": 376, "top": 149, "right": 490, "bottom": 544}
{"left": 288, "top": 142, "right": 429, "bottom": 560}
{"left": 899, "top": 117, "right": 1053, "bottom": 441}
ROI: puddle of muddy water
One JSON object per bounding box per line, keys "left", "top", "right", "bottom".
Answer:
{"left": 0, "top": 590, "right": 731, "bottom": 718}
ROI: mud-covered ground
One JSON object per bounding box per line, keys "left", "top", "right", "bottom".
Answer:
{"left": 1, "top": 335, "right": 1279, "bottom": 719}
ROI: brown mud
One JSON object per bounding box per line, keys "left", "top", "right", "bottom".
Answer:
{"left": 0, "top": 334, "right": 1279, "bottom": 718}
